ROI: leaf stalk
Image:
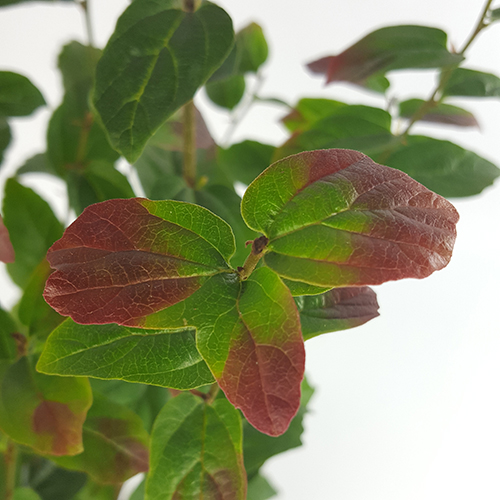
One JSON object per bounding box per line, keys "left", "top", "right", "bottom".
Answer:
{"left": 238, "top": 235, "right": 269, "bottom": 280}
{"left": 183, "top": 100, "right": 197, "bottom": 188}
{"left": 5, "top": 439, "right": 18, "bottom": 500}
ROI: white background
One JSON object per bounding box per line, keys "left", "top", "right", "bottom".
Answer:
{"left": 1, "top": 1, "right": 500, "bottom": 499}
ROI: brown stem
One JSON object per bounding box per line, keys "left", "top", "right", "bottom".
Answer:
{"left": 190, "top": 389, "right": 209, "bottom": 400}
{"left": 5, "top": 439, "right": 18, "bottom": 500}
{"left": 400, "top": 0, "right": 494, "bottom": 137}
{"left": 237, "top": 235, "right": 269, "bottom": 280}
{"left": 183, "top": 100, "right": 197, "bottom": 188}
{"left": 78, "top": 0, "right": 94, "bottom": 48}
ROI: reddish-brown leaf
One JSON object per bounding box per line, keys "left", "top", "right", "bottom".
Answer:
{"left": 0, "top": 215, "right": 14, "bottom": 263}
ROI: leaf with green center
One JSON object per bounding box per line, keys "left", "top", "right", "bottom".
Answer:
{"left": 442, "top": 68, "right": 500, "bottom": 98}
{"left": 53, "top": 392, "right": 149, "bottom": 484}
{"left": 242, "top": 149, "right": 459, "bottom": 288}
{"left": 43, "top": 198, "right": 235, "bottom": 325}
{"left": 247, "top": 474, "right": 277, "bottom": 500}
{"left": 380, "top": 135, "right": 500, "bottom": 197}
{"left": 139, "top": 267, "right": 305, "bottom": 436}
{"left": 37, "top": 319, "right": 215, "bottom": 389}
{"left": 2, "top": 179, "right": 63, "bottom": 288}
{"left": 0, "top": 356, "right": 92, "bottom": 456}
{"left": 0, "top": 118, "right": 11, "bottom": 165}
{"left": 307, "top": 25, "right": 463, "bottom": 86}
{"left": 205, "top": 74, "right": 246, "bottom": 110}
{"left": 274, "top": 105, "right": 394, "bottom": 161}
{"left": 93, "top": 0, "right": 234, "bottom": 162}
{"left": 399, "top": 98, "right": 478, "bottom": 127}
{"left": 296, "top": 286, "right": 379, "bottom": 340}
{"left": 146, "top": 392, "right": 246, "bottom": 500}
{"left": 281, "top": 279, "right": 330, "bottom": 297}
{"left": 0, "top": 72, "right": 45, "bottom": 117}
{"left": 0, "top": 214, "right": 14, "bottom": 263}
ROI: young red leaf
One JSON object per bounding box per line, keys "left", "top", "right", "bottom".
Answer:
{"left": 307, "top": 25, "right": 463, "bottom": 86}
{"left": 296, "top": 286, "right": 379, "bottom": 340}
{"left": 0, "top": 214, "right": 14, "bottom": 263}
{"left": 43, "top": 198, "right": 235, "bottom": 325}
{"left": 242, "top": 149, "right": 459, "bottom": 288}
{"left": 137, "top": 268, "right": 305, "bottom": 437}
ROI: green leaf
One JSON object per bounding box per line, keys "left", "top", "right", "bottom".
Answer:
{"left": 13, "top": 488, "right": 42, "bottom": 500}
{"left": 146, "top": 392, "right": 246, "bottom": 500}
{"left": 0, "top": 72, "right": 45, "bottom": 117}
{"left": 381, "top": 135, "right": 500, "bottom": 197}
{"left": 274, "top": 104, "right": 394, "bottom": 161}
{"left": 0, "top": 356, "right": 92, "bottom": 455}
{"left": 359, "top": 74, "right": 391, "bottom": 94}
{"left": 130, "top": 480, "right": 145, "bottom": 500}
{"left": 93, "top": 0, "right": 234, "bottom": 162}
{"left": 296, "top": 286, "right": 379, "bottom": 340}
{"left": 243, "top": 378, "right": 313, "bottom": 480}
{"left": 490, "top": 7, "right": 500, "bottom": 21}
{"left": 73, "top": 482, "right": 116, "bottom": 500}
{"left": 281, "top": 98, "right": 347, "bottom": 133}
{"left": 66, "top": 161, "right": 135, "bottom": 215}
{"left": 0, "top": 118, "right": 11, "bottom": 165}
{"left": 307, "top": 25, "right": 463, "bottom": 85}
{"left": 16, "top": 153, "right": 57, "bottom": 176}
{"left": 242, "top": 149, "right": 459, "bottom": 288}
{"left": 2, "top": 178, "right": 63, "bottom": 288}
{"left": 247, "top": 474, "right": 277, "bottom": 500}
{"left": 0, "top": 306, "right": 17, "bottom": 363}
{"left": 281, "top": 279, "right": 330, "bottom": 297}
{"left": 53, "top": 392, "right": 149, "bottom": 484}
{"left": 37, "top": 319, "right": 215, "bottom": 389}
{"left": 218, "top": 140, "right": 275, "bottom": 185}
{"left": 18, "top": 259, "right": 64, "bottom": 337}
{"left": 28, "top": 462, "right": 87, "bottom": 500}
{"left": 442, "top": 68, "right": 500, "bottom": 98}
{"left": 0, "top": 214, "right": 14, "bottom": 263}
{"left": 43, "top": 198, "right": 235, "bottom": 325}
{"left": 141, "top": 267, "right": 305, "bottom": 437}
{"left": 399, "top": 98, "right": 478, "bottom": 127}
{"left": 205, "top": 74, "right": 246, "bottom": 110}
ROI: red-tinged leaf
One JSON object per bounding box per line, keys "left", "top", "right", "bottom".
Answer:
{"left": 242, "top": 149, "right": 459, "bottom": 288}
{"left": 0, "top": 215, "right": 14, "bottom": 263}
{"left": 307, "top": 25, "right": 462, "bottom": 86}
{"left": 137, "top": 268, "right": 305, "bottom": 437}
{"left": 0, "top": 356, "right": 92, "bottom": 456}
{"left": 43, "top": 198, "right": 234, "bottom": 325}
{"left": 296, "top": 286, "right": 379, "bottom": 340}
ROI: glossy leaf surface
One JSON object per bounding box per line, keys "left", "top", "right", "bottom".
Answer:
{"left": 43, "top": 198, "right": 234, "bottom": 325}
{"left": 93, "top": 0, "right": 233, "bottom": 161}
{"left": 442, "top": 68, "right": 500, "bottom": 97}
{"left": 381, "top": 136, "right": 500, "bottom": 197}
{"left": 37, "top": 319, "right": 215, "bottom": 389}
{"left": 0, "top": 356, "right": 92, "bottom": 456}
{"left": 0, "top": 214, "right": 14, "bottom": 263}
{"left": 140, "top": 267, "right": 305, "bottom": 436}
{"left": 2, "top": 179, "right": 63, "bottom": 288}
{"left": 242, "top": 149, "right": 459, "bottom": 288}
{"left": 146, "top": 392, "right": 246, "bottom": 500}
{"left": 399, "top": 98, "right": 478, "bottom": 127}
{"left": 296, "top": 286, "right": 379, "bottom": 340}
{"left": 0, "top": 72, "right": 45, "bottom": 117}
{"left": 53, "top": 392, "right": 149, "bottom": 483}
{"left": 307, "top": 25, "right": 462, "bottom": 85}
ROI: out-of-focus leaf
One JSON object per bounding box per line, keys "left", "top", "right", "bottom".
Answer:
{"left": 307, "top": 25, "right": 463, "bottom": 85}
{"left": 43, "top": 198, "right": 234, "bottom": 325}
{"left": 0, "top": 214, "right": 14, "bottom": 263}
{"left": 37, "top": 319, "right": 215, "bottom": 389}
{"left": 218, "top": 140, "right": 275, "bottom": 185}
{"left": 490, "top": 7, "right": 500, "bottom": 21}
{"left": 296, "top": 286, "right": 379, "bottom": 340}
{"left": 131, "top": 385, "right": 170, "bottom": 432}
{"left": 247, "top": 474, "right": 277, "bottom": 500}
{"left": 281, "top": 98, "right": 347, "bottom": 133}
{"left": 141, "top": 267, "right": 305, "bottom": 437}
{"left": 2, "top": 178, "right": 63, "bottom": 288}
{"left": 146, "top": 392, "right": 246, "bottom": 500}
{"left": 0, "top": 306, "right": 17, "bottom": 364}
{"left": 0, "top": 0, "right": 73, "bottom": 5}
{"left": 442, "top": 68, "right": 500, "bottom": 97}
{"left": 73, "top": 482, "right": 115, "bottom": 500}
{"left": 13, "top": 488, "right": 42, "bottom": 500}
{"left": 0, "top": 356, "right": 92, "bottom": 455}
{"left": 205, "top": 74, "right": 246, "bottom": 110}
{"left": 274, "top": 105, "right": 394, "bottom": 161}
{"left": 0, "top": 72, "right": 45, "bottom": 117}
{"left": 399, "top": 98, "right": 478, "bottom": 127}
{"left": 16, "top": 153, "right": 57, "bottom": 176}
{"left": 0, "top": 118, "right": 11, "bottom": 165}
{"left": 53, "top": 392, "right": 149, "bottom": 484}
{"left": 18, "top": 259, "right": 64, "bottom": 337}
{"left": 66, "top": 160, "right": 135, "bottom": 215}
{"left": 93, "top": 0, "right": 233, "bottom": 162}
{"left": 381, "top": 135, "right": 500, "bottom": 197}
{"left": 360, "top": 74, "right": 391, "bottom": 94}
{"left": 242, "top": 149, "right": 459, "bottom": 288}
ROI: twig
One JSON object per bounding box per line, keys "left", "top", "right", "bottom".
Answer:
{"left": 183, "top": 100, "right": 197, "bottom": 188}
